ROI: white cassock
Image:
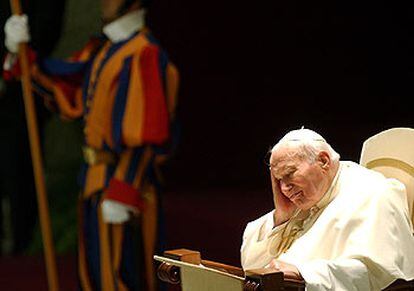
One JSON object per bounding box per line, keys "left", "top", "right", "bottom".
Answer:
{"left": 241, "top": 161, "right": 414, "bottom": 291}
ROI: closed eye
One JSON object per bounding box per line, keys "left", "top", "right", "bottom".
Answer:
{"left": 284, "top": 170, "right": 296, "bottom": 180}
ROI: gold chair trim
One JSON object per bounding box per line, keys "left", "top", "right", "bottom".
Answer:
{"left": 366, "top": 158, "right": 414, "bottom": 178}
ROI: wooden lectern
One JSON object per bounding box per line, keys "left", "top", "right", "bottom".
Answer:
{"left": 155, "top": 249, "right": 414, "bottom": 291}
{"left": 155, "top": 249, "right": 305, "bottom": 291}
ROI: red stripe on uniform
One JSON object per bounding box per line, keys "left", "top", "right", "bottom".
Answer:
{"left": 140, "top": 45, "right": 169, "bottom": 144}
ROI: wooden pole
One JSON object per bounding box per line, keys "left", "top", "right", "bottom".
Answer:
{"left": 9, "top": 1, "right": 59, "bottom": 290}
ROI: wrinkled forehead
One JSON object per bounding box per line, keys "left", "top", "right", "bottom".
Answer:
{"left": 269, "top": 146, "right": 301, "bottom": 167}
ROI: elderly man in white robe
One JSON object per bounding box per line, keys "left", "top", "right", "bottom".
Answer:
{"left": 240, "top": 128, "right": 414, "bottom": 290}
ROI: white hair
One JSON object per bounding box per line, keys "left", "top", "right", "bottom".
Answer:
{"left": 271, "top": 128, "right": 340, "bottom": 163}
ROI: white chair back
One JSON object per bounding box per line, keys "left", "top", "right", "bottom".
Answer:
{"left": 360, "top": 127, "right": 414, "bottom": 224}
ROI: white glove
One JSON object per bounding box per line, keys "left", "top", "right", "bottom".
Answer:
{"left": 101, "top": 199, "right": 134, "bottom": 224}
{"left": 4, "top": 14, "right": 30, "bottom": 53}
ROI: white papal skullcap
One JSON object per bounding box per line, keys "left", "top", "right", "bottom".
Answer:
{"left": 360, "top": 127, "right": 414, "bottom": 223}
{"left": 279, "top": 127, "right": 326, "bottom": 143}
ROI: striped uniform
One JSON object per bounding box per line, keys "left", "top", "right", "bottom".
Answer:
{"left": 29, "top": 30, "right": 179, "bottom": 290}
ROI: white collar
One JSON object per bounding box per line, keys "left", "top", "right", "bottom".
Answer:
{"left": 103, "top": 9, "right": 146, "bottom": 43}
{"left": 314, "top": 162, "right": 342, "bottom": 210}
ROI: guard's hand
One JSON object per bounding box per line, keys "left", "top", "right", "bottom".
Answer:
{"left": 266, "top": 259, "right": 303, "bottom": 280}
{"left": 271, "top": 173, "right": 297, "bottom": 225}
{"left": 4, "top": 14, "right": 30, "bottom": 53}
{"left": 101, "top": 199, "right": 134, "bottom": 224}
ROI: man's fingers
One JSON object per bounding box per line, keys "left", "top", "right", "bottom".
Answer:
{"left": 266, "top": 260, "right": 281, "bottom": 270}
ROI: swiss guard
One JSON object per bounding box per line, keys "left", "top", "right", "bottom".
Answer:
{"left": 3, "top": 0, "right": 180, "bottom": 290}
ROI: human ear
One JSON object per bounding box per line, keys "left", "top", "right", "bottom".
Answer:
{"left": 317, "top": 151, "right": 330, "bottom": 169}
